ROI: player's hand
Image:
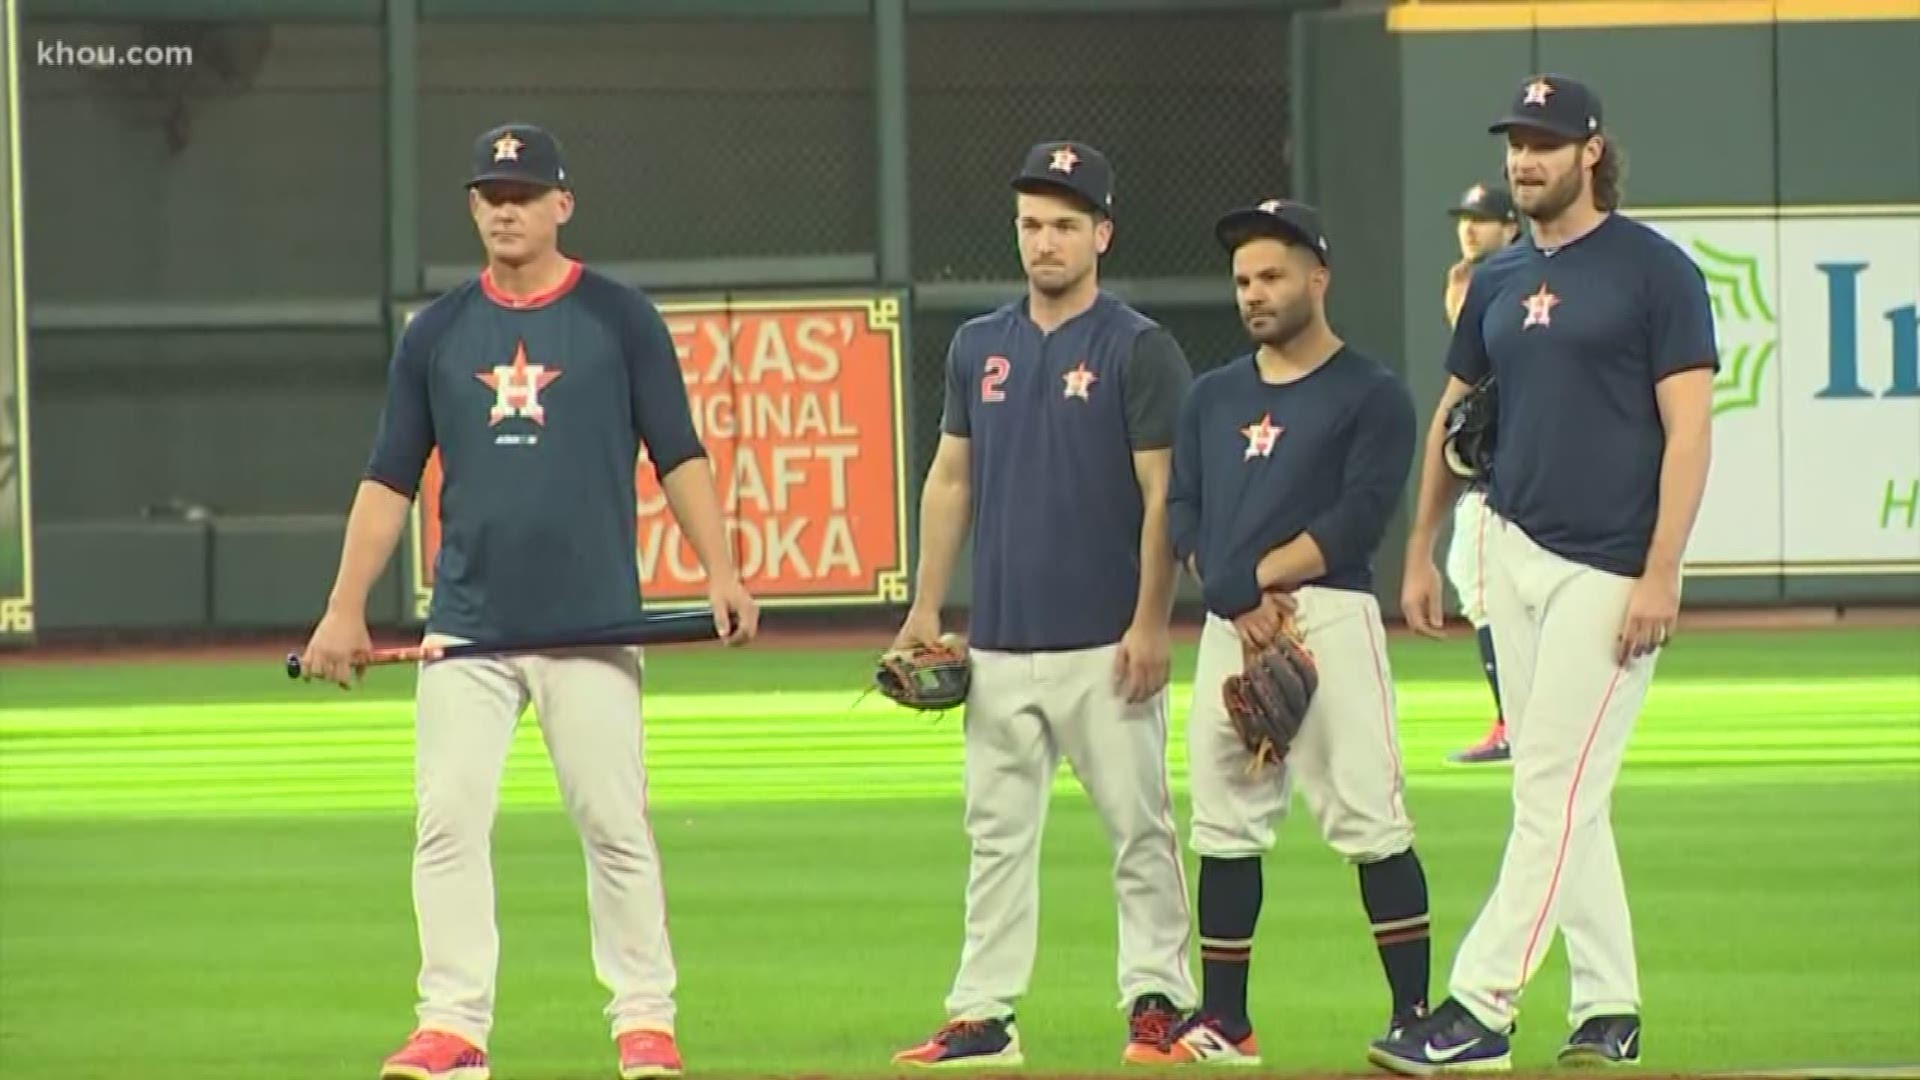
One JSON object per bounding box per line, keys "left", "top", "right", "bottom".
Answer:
{"left": 1401, "top": 557, "right": 1447, "bottom": 639}
{"left": 300, "top": 606, "right": 371, "bottom": 690}
{"left": 707, "top": 574, "right": 759, "bottom": 646}
{"left": 1233, "top": 595, "right": 1285, "bottom": 652}
{"left": 891, "top": 605, "right": 942, "bottom": 653}
{"left": 1617, "top": 565, "right": 1680, "bottom": 664}
{"left": 1114, "top": 622, "right": 1171, "bottom": 703}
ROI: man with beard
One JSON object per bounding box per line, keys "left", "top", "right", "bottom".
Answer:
{"left": 888, "top": 140, "right": 1199, "bottom": 1068}
{"left": 1142, "top": 199, "right": 1428, "bottom": 1066}
{"left": 1441, "top": 182, "right": 1522, "bottom": 766}
{"left": 1376, "top": 74, "right": 1715, "bottom": 1074}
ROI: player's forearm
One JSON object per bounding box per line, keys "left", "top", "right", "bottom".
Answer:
{"left": 1255, "top": 533, "right": 1327, "bottom": 592}
{"left": 326, "top": 480, "right": 413, "bottom": 615}
{"left": 1444, "top": 281, "right": 1467, "bottom": 329}
{"left": 1645, "top": 408, "right": 1712, "bottom": 576}
{"left": 1132, "top": 501, "right": 1179, "bottom": 628}
{"left": 909, "top": 476, "right": 971, "bottom": 617}
{"left": 661, "top": 458, "right": 742, "bottom": 585}
{"left": 1407, "top": 405, "right": 1467, "bottom": 556}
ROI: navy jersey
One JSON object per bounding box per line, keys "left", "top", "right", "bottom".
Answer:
{"left": 940, "top": 291, "right": 1193, "bottom": 652}
{"left": 364, "top": 262, "right": 706, "bottom": 641}
{"left": 1168, "top": 347, "right": 1416, "bottom": 620}
{"left": 1449, "top": 214, "right": 1718, "bottom": 577}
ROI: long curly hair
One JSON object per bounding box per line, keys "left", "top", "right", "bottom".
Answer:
{"left": 1592, "top": 137, "right": 1627, "bottom": 211}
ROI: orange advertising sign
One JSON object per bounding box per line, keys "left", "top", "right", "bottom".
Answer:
{"left": 406, "top": 293, "right": 910, "bottom": 618}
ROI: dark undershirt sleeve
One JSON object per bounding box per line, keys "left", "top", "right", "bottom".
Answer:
{"left": 363, "top": 310, "right": 443, "bottom": 498}
{"left": 623, "top": 292, "right": 707, "bottom": 478}
{"left": 1122, "top": 327, "right": 1194, "bottom": 450}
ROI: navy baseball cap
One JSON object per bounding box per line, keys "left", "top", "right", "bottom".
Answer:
{"left": 468, "top": 123, "right": 568, "bottom": 189}
{"left": 1011, "top": 140, "right": 1115, "bottom": 218}
{"left": 1449, "top": 182, "right": 1517, "bottom": 222}
{"left": 1489, "top": 74, "right": 1603, "bottom": 142}
{"left": 1214, "top": 198, "right": 1331, "bottom": 265}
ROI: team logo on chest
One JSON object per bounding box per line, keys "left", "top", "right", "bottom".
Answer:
{"left": 1521, "top": 281, "right": 1560, "bottom": 329}
{"left": 1062, "top": 360, "right": 1097, "bottom": 400}
{"left": 476, "top": 339, "right": 563, "bottom": 425}
{"left": 1241, "top": 413, "right": 1283, "bottom": 459}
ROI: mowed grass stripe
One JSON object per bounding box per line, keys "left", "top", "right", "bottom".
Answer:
{"left": 4, "top": 661, "right": 1914, "bottom": 814}
{"left": 5, "top": 675, "right": 1914, "bottom": 734}
{"left": 7, "top": 754, "right": 1917, "bottom": 814}
{"left": 8, "top": 730, "right": 1919, "bottom": 788}
{"left": 5, "top": 710, "right": 1916, "bottom": 762}
{"left": 4, "top": 685, "right": 1913, "bottom": 746}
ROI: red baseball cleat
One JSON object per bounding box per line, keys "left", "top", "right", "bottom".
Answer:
{"left": 617, "top": 1027, "right": 684, "bottom": 1079}
{"left": 379, "top": 1028, "right": 489, "bottom": 1080}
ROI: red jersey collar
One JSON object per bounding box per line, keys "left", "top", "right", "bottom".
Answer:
{"left": 480, "top": 258, "right": 582, "bottom": 310}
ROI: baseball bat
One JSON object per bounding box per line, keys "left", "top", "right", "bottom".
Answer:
{"left": 285, "top": 608, "right": 724, "bottom": 680}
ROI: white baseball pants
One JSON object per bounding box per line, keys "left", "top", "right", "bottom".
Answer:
{"left": 1448, "top": 515, "right": 1654, "bottom": 1031}
{"left": 408, "top": 639, "right": 676, "bottom": 1047}
{"left": 1445, "top": 486, "right": 1494, "bottom": 629}
{"left": 943, "top": 642, "right": 1198, "bottom": 1021}
{"left": 1186, "top": 587, "right": 1414, "bottom": 864}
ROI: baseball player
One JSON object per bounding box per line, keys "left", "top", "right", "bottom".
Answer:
{"left": 298, "top": 123, "right": 759, "bottom": 1080}
{"left": 1142, "top": 200, "right": 1429, "bottom": 1066}
{"left": 1376, "top": 74, "right": 1715, "bottom": 1073}
{"left": 887, "top": 140, "right": 1199, "bottom": 1068}
{"left": 1440, "top": 183, "right": 1522, "bottom": 767}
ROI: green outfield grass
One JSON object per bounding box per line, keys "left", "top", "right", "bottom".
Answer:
{"left": 2, "top": 626, "right": 1917, "bottom": 1079}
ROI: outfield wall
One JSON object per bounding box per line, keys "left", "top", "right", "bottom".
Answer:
{"left": 5, "top": 0, "right": 1917, "bottom": 639}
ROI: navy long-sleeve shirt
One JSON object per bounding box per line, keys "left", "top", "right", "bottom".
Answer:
{"left": 364, "top": 261, "right": 706, "bottom": 641}
{"left": 1169, "top": 346, "right": 1416, "bottom": 620}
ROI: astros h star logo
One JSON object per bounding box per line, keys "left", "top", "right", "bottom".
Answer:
{"left": 1241, "top": 413, "right": 1283, "bottom": 459}
{"left": 1062, "top": 361, "right": 1098, "bottom": 400}
{"left": 1522, "top": 282, "right": 1560, "bottom": 329}
{"left": 476, "top": 339, "right": 563, "bottom": 425}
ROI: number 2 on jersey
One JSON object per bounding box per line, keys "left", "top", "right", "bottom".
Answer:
{"left": 981, "top": 355, "right": 1010, "bottom": 402}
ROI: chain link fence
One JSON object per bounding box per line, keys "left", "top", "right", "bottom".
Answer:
{"left": 906, "top": 9, "right": 1295, "bottom": 284}
{"left": 21, "top": 20, "right": 383, "bottom": 302}
{"left": 417, "top": 17, "right": 875, "bottom": 269}
{"left": 901, "top": 7, "right": 1295, "bottom": 485}
{"left": 16, "top": 5, "right": 1298, "bottom": 525}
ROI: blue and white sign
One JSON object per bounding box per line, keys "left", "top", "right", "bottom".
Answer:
{"left": 1640, "top": 207, "right": 1920, "bottom": 575}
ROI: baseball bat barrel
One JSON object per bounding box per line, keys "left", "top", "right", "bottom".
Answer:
{"left": 284, "top": 608, "right": 724, "bottom": 680}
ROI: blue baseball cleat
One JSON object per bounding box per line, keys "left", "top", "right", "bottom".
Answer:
{"left": 1368, "top": 998, "right": 1512, "bottom": 1075}
{"left": 1558, "top": 1014, "right": 1641, "bottom": 1067}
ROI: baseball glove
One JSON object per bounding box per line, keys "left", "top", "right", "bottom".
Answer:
{"left": 1443, "top": 375, "right": 1499, "bottom": 482}
{"left": 1221, "top": 621, "right": 1319, "bottom": 771}
{"left": 874, "top": 634, "right": 971, "bottom": 712}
